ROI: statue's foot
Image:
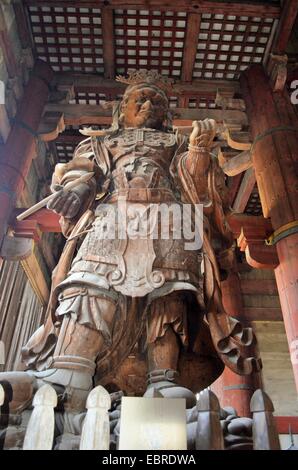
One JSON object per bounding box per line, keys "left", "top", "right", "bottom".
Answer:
{"left": 143, "top": 380, "right": 197, "bottom": 409}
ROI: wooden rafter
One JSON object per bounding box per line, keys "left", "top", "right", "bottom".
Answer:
{"left": 39, "top": 103, "right": 248, "bottom": 140}
{"left": 181, "top": 13, "right": 201, "bottom": 83}
{"left": 23, "top": 1, "right": 281, "bottom": 18}
{"left": 101, "top": 8, "right": 115, "bottom": 79}
{"left": 232, "top": 168, "right": 256, "bottom": 213}
{"left": 56, "top": 73, "right": 240, "bottom": 97}
{"left": 227, "top": 174, "right": 242, "bottom": 206}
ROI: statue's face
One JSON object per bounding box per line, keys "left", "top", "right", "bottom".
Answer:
{"left": 121, "top": 86, "right": 168, "bottom": 129}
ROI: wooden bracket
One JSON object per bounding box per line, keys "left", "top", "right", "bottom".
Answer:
{"left": 0, "top": 234, "right": 33, "bottom": 261}
{"left": 215, "top": 90, "right": 246, "bottom": 111}
{"left": 267, "top": 53, "right": 288, "bottom": 92}
{"left": 221, "top": 125, "right": 251, "bottom": 151}
{"left": 38, "top": 111, "right": 65, "bottom": 142}
{"left": 12, "top": 219, "right": 42, "bottom": 242}
{"left": 237, "top": 226, "right": 279, "bottom": 269}
{"left": 220, "top": 149, "right": 252, "bottom": 176}
{"left": 226, "top": 213, "right": 279, "bottom": 269}
{"left": 12, "top": 208, "right": 61, "bottom": 233}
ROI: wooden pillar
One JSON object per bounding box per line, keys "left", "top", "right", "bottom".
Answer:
{"left": 0, "top": 60, "right": 53, "bottom": 249}
{"left": 274, "top": 234, "right": 298, "bottom": 389}
{"left": 240, "top": 65, "right": 298, "bottom": 392}
{"left": 212, "top": 269, "right": 259, "bottom": 417}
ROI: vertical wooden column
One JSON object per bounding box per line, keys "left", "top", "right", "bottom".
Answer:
{"left": 274, "top": 234, "right": 298, "bottom": 388}
{"left": 212, "top": 269, "right": 259, "bottom": 417}
{"left": 240, "top": 65, "right": 298, "bottom": 392}
{"left": 0, "top": 60, "right": 53, "bottom": 249}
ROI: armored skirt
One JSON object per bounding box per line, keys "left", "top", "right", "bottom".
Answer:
{"left": 55, "top": 200, "right": 204, "bottom": 348}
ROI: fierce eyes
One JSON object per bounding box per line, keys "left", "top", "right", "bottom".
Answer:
{"left": 135, "top": 96, "right": 165, "bottom": 106}
{"left": 135, "top": 98, "right": 146, "bottom": 105}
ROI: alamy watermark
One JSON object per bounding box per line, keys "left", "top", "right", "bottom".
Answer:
{"left": 290, "top": 80, "right": 298, "bottom": 105}
{"left": 94, "top": 200, "right": 204, "bottom": 251}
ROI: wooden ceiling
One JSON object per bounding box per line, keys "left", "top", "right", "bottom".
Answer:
{"left": 25, "top": 1, "right": 279, "bottom": 80}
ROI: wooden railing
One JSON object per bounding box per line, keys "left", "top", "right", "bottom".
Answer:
{"left": 0, "top": 384, "right": 281, "bottom": 450}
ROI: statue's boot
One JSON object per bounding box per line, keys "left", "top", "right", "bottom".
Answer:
{"left": 146, "top": 321, "right": 197, "bottom": 409}
{"left": 29, "top": 317, "right": 107, "bottom": 413}
{"left": 143, "top": 368, "right": 197, "bottom": 409}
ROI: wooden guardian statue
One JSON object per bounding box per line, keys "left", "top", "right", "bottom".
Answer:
{"left": 0, "top": 70, "right": 261, "bottom": 414}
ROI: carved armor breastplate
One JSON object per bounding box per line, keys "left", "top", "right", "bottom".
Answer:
{"left": 104, "top": 129, "right": 178, "bottom": 202}
{"left": 104, "top": 128, "right": 176, "bottom": 162}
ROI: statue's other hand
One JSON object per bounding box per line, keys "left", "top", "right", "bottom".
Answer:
{"left": 47, "top": 182, "right": 90, "bottom": 219}
{"left": 189, "top": 118, "right": 217, "bottom": 149}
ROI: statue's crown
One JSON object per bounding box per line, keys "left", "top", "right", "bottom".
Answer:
{"left": 116, "top": 70, "right": 173, "bottom": 95}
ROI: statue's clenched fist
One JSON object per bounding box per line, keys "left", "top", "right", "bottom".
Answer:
{"left": 47, "top": 182, "right": 90, "bottom": 219}
{"left": 189, "top": 118, "right": 217, "bottom": 149}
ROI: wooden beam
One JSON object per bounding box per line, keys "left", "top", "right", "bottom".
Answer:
{"left": 40, "top": 103, "right": 248, "bottom": 139}
{"left": 221, "top": 150, "right": 252, "bottom": 177}
{"left": 272, "top": 0, "right": 298, "bottom": 54}
{"left": 101, "top": 8, "right": 115, "bottom": 79}
{"left": 55, "top": 134, "right": 83, "bottom": 144}
{"left": 181, "top": 13, "right": 201, "bottom": 83}
{"left": 23, "top": 1, "right": 281, "bottom": 17}
{"left": 227, "top": 174, "right": 242, "bottom": 206}
{"left": 21, "top": 251, "right": 50, "bottom": 305}
{"left": 232, "top": 168, "right": 256, "bottom": 213}
{"left": 240, "top": 279, "right": 278, "bottom": 296}
{"left": 243, "top": 307, "right": 282, "bottom": 322}
{"left": 13, "top": 208, "right": 61, "bottom": 233}
{"left": 55, "top": 73, "right": 240, "bottom": 98}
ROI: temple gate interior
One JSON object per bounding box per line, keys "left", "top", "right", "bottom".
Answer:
{"left": 0, "top": 0, "right": 297, "bottom": 451}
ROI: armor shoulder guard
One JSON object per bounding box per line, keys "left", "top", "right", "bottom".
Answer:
{"left": 72, "top": 136, "right": 111, "bottom": 178}
{"left": 73, "top": 137, "right": 93, "bottom": 160}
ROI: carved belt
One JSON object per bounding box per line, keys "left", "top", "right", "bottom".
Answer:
{"left": 106, "top": 188, "right": 176, "bottom": 203}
